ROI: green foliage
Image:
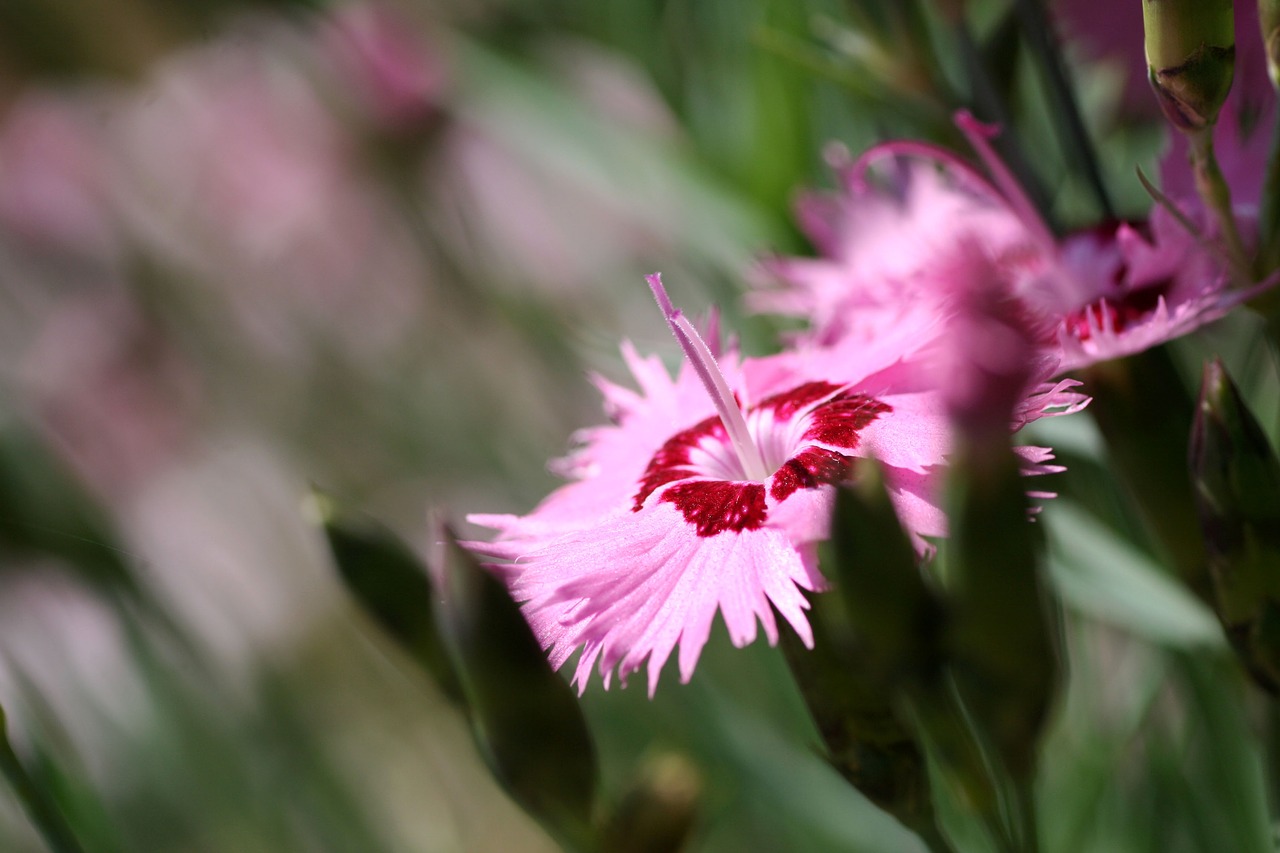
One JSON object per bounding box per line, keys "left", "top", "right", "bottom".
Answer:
{"left": 2, "top": 0, "right": 1280, "bottom": 851}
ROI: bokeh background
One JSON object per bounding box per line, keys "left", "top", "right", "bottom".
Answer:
{"left": 1, "top": 0, "right": 1277, "bottom": 850}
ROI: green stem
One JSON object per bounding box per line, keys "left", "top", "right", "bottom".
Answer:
{"left": 1191, "top": 129, "right": 1253, "bottom": 284}
{"left": 1011, "top": 781, "right": 1041, "bottom": 853}
{"left": 1013, "top": 0, "right": 1115, "bottom": 220}
{"left": 909, "top": 683, "right": 1016, "bottom": 853}
{"left": 0, "top": 723, "right": 85, "bottom": 853}
{"left": 1259, "top": 109, "right": 1280, "bottom": 277}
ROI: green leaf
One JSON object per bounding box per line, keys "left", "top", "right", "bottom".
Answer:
{"left": 317, "top": 499, "right": 462, "bottom": 703}
{"left": 433, "top": 525, "right": 598, "bottom": 849}
{"left": 1044, "top": 502, "right": 1225, "bottom": 648}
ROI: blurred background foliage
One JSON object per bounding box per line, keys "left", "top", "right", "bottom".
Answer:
{"left": 0, "top": 0, "right": 1276, "bottom": 850}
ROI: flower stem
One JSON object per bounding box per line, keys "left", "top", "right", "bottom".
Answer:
{"left": 1259, "top": 109, "right": 1280, "bottom": 277}
{"left": 1190, "top": 128, "right": 1252, "bottom": 283}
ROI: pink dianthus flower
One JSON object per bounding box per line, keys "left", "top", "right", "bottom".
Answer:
{"left": 468, "top": 272, "right": 1075, "bottom": 694}
{"left": 758, "top": 113, "right": 1263, "bottom": 372}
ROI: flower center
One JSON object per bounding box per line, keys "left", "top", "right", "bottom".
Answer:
{"left": 1063, "top": 283, "right": 1170, "bottom": 342}
{"left": 639, "top": 276, "right": 891, "bottom": 537}
{"left": 631, "top": 380, "right": 890, "bottom": 536}
{"left": 648, "top": 274, "right": 770, "bottom": 481}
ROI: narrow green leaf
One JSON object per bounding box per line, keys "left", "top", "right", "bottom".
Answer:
{"left": 316, "top": 497, "right": 462, "bottom": 703}
{"left": 1044, "top": 502, "right": 1225, "bottom": 647}
{"left": 0, "top": 704, "right": 86, "bottom": 853}
{"left": 433, "top": 524, "right": 597, "bottom": 850}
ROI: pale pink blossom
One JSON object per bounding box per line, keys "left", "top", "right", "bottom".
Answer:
{"left": 758, "top": 113, "right": 1256, "bottom": 373}
{"left": 17, "top": 292, "right": 199, "bottom": 501}
{"left": 105, "top": 32, "right": 424, "bottom": 358}
{"left": 0, "top": 92, "right": 117, "bottom": 259}
{"left": 468, "top": 275, "right": 958, "bottom": 695}
{"left": 319, "top": 2, "right": 448, "bottom": 133}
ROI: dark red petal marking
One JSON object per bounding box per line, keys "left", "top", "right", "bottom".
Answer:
{"left": 759, "top": 380, "right": 844, "bottom": 420}
{"left": 661, "top": 480, "right": 767, "bottom": 536}
{"left": 803, "top": 393, "right": 892, "bottom": 447}
{"left": 770, "top": 447, "right": 854, "bottom": 501}
{"left": 632, "top": 383, "right": 890, "bottom": 535}
{"left": 633, "top": 415, "right": 725, "bottom": 509}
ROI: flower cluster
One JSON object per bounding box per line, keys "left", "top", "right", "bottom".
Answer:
{"left": 467, "top": 112, "right": 1251, "bottom": 696}
{"left": 756, "top": 112, "right": 1256, "bottom": 374}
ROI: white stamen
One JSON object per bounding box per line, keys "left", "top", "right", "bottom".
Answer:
{"left": 646, "top": 274, "right": 770, "bottom": 482}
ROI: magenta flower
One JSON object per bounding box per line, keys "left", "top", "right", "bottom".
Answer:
{"left": 320, "top": 2, "right": 448, "bottom": 133}
{"left": 468, "top": 275, "right": 958, "bottom": 694}
{"left": 758, "top": 113, "right": 1261, "bottom": 372}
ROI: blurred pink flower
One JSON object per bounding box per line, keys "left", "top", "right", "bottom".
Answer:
{"left": 759, "top": 114, "right": 1255, "bottom": 373}
{"left": 18, "top": 292, "right": 199, "bottom": 501}
{"left": 753, "top": 148, "right": 1028, "bottom": 345}
{"left": 320, "top": 2, "right": 448, "bottom": 133}
{"left": 106, "top": 31, "right": 423, "bottom": 357}
{"left": 772, "top": 247, "right": 1087, "bottom": 506}
{"left": 0, "top": 92, "right": 117, "bottom": 259}
{"left": 470, "top": 276, "right": 966, "bottom": 695}
{"left": 915, "top": 244, "right": 1089, "bottom": 514}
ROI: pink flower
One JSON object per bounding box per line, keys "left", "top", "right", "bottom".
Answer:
{"left": 468, "top": 275, "right": 957, "bottom": 695}
{"left": 773, "top": 243, "right": 1088, "bottom": 499}
{"left": 105, "top": 33, "right": 424, "bottom": 357}
{"left": 18, "top": 292, "right": 199, "bottom": 501}
{"left": 758, "top": 113, "right": 1257, "bottom": 372}
{"left": 0, "top": 93, "right": 117, "bottom": 259}
{"left": 319, "top": 2, "right": 448, "bottom": 133}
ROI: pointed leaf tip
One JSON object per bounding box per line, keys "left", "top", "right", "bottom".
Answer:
{"left": 431, "top": 521, "right": 599, "bottom": 842}
{"left": 317, "top": 499, "right": 462, "bottom": 703}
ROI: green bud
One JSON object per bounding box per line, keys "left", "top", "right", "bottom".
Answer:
{"left": 598, "top": 753, "right": 701, "bottom": 853}
{"left": 0, "top": 422, "right": 138, "bottom": 597}
{"left": 314, "top": 495, "right": 462, "bottom": 703}
{"left": 1143, "top": 0, "right": 1236, "bottom": 131}
{"left": 946, "top": 435, "right": 1059, "bottom": 784}
{"left": 1260, "top": 0, "right": 1280, "bottom": 89}
{"left": 779, "top": 466, "right": 946, "bottom": 842}
{"left": 432, "top": 522, "right": 597, "bottom": 847}
{"left": 829, "top": 464, "right": 946, "bottom": 687}
{"left": 780, "top": 596, "right": 938, "bottom": 840}
{"left": 1190, "top": 358, "right": 1280, "bottom": 691}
